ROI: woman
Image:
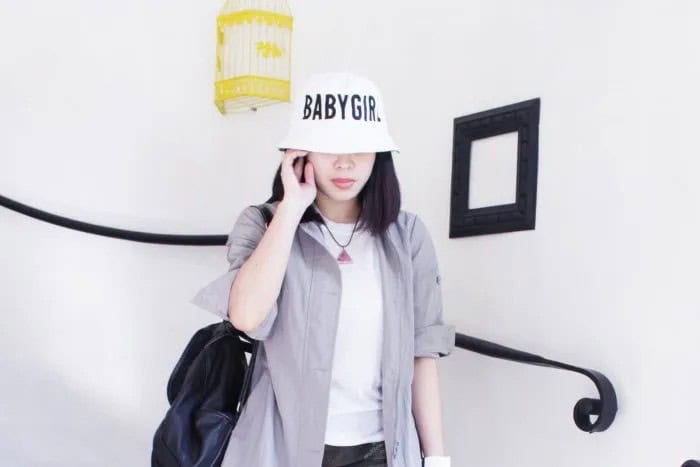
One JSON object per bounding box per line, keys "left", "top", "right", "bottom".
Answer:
{"left": 191, "top": 72, "right": 455, "bottom": 467}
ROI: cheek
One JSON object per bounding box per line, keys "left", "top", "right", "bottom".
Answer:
{"left": 306, "top": 157, "right": 323, "bottom": 172}
{"left": 312, "top": 163, "right": 334, "bottom": 182}
{"left": 312, "top": 161, "right": 330, "bottom": 176}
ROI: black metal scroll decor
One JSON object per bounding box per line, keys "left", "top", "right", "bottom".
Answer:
{"left": 0, "top": 193, "right": 226, "bottom": 246}
{"left": 3, "top": 191, "right": 622, "bottom": 435}
{"left": 450, "top": 98, "right": 540, "bottom": 238}
{"left": 454, "top": 332, "right": 617, "bottom": 433}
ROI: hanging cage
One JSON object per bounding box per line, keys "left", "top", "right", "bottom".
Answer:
{"left": 214, "top": 0, "right": 293, "bottom": 114}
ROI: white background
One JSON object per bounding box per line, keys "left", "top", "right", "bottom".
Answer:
{"left": 1, "top": 0, "right": 698, "bottom": 466}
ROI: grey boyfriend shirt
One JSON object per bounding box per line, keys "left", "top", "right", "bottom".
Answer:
{"left": 190, "top": 200, "right": 456, "bottom": 467}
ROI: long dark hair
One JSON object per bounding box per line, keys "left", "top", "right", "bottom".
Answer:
{"left": 264, "top": 151, "right": 401, "bottom": 236}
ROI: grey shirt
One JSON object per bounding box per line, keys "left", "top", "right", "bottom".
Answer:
{"left": 190, "top": 200, "right": 456, "bottom": 467}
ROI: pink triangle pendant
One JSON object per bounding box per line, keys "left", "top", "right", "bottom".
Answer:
{"left": 337, "top": 248, "right": 353, "bottom": 264}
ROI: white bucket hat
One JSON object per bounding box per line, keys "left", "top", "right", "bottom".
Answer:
{"left": 276, "top": 71, "right": 400, "bottom": 154}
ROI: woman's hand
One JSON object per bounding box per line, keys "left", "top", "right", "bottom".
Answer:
{"left": 280, "top": 149, "right": 316, "bottom": 213}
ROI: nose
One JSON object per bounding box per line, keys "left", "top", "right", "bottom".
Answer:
{"left": 333, "top": 153, "right": 355, "bottom": 168}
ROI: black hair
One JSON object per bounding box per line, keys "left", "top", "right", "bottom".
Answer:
{"left": 264, "top": 151, "right": 401, "bottom": 236}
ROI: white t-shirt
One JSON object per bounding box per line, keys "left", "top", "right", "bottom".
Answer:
{"left": 316, "top": 209, "right": 385, "bottom": 446}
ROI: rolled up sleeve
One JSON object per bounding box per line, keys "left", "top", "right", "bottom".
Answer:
{"left": 410, "top": 214, "right": 456, "bottom": 358}
{"left": 189, "top": 205, "right": 278, "bottom": 341}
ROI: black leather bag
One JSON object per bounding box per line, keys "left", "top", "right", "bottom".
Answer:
{"left": 151, "top": 204, "right": 274, "bottom": 467}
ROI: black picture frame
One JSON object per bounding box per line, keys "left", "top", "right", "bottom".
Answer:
{"left": 449, "top": 98, "right": 541, "bottom": 238}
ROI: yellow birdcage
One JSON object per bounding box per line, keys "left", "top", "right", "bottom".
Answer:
{"left": 214, "top": 0, "right": 293, "bottom": 114}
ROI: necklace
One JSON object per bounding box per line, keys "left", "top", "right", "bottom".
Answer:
{"left": 317, "top": 205, "right": 362, "bottom": 264}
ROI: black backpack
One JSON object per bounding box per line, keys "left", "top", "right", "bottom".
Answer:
{"left": 151, "top": 204, "right": 273, "bottom": 467}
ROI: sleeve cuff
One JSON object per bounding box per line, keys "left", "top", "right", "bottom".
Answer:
{"left": 189, "top": 268, "right": 278, "bottom": 341}
{"left": 189, "top": 269, "right": 238, "bottom": 319}
{"left": 414, "top": 323, "right": 456, "bottom": 358}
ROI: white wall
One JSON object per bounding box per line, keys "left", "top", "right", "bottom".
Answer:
{"left": 1, "top": 1, "right": 698, "bottom": 466}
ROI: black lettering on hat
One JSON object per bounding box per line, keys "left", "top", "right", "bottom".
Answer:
{"left": 325, "top": 94, "right": 336, "bottom": 119}
{"left": 312, "top": 93, "right": 323, "bottom": 119}
{"left": 301, "top": 93, "right": 381, "bottom": 121}
{"left": 368, "top": 96, "right": 376, "bottom": 121}
{"left": 351, "top": 94, "right": 362, "bottom": 120}
{"left": 303, "top": 95, "right": 313, "bottom": 119}
{"left": 337, "top": 94, "right": 348, "bottom": 119}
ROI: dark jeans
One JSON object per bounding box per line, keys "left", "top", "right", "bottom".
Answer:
{"left": 322, "top": 440, "right": 388, "bottom": 467}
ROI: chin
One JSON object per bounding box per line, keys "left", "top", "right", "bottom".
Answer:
{"left": 320, "top": 185, "right": 359, "bottom": 201}
{"left": 330, "top": 191, "right": 358, "bottom": 201}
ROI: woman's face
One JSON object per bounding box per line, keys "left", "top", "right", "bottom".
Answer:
{"left": 306, "top": 151, "right": 376, "bottom": 201}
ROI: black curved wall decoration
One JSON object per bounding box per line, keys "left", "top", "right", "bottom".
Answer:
{"left": 455, "top": 333, "right": 617, "bottom": 433}
{"left": 0, "top": 193, "right": 226, "bottom": 246}
{"left": 1, "top": 192, "right": 621, "bottom": 437}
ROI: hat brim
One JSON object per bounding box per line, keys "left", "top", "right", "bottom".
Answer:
{"left": 276, "top": 134, "right": 400, "bottom": 155}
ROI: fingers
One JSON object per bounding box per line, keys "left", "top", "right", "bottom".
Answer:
{"left": 303, "top": 157, "right": 315, "bottom": 184}
{"left": 282, "top": 149, "right": 307, "bottom": 170}
{"left": 282, "top": 149, "right": 309, "bottom": 180}
{"left": 283, "top": 149, "right": 309, "bottom": 161}
{"left": 293, "top": 156, "right": 303, "bottom": 180}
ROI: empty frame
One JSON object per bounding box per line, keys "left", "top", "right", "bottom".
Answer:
{"left": 450, "top": 98, "right": 540, "bottom": 237}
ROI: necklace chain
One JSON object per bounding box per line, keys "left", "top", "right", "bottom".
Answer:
{"left": 317, "top": 205, "right": 362, "bottom": 248}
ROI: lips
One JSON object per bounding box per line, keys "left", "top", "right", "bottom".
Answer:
{"left": 332, "top": 178, "right": 355, "bottom": 189}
